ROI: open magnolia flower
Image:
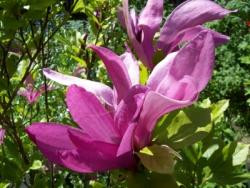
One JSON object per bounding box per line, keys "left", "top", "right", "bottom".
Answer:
{"left": 0, "top": 128, "right": 5, "bottom": 145}
{"left": 27, "top": 31, "right": 224, "bottom": 173}
{"left": 18, "top": 74, "right": 53, "bottom": 104}
{"left": 43, "top": 46, "right": 139, "bottom": 110}
{"left": 43, "top": 29, "right": 227, "bottom": 111}
{"left": 118, "top": 0, "right": 234, "bottom": 69}
{"left": 26, "top": 85, "right": 142, "bottom": 172}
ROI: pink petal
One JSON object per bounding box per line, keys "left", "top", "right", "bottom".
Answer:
{"left": 130, "top": 9, "right": 139, "bottom": 34}
{"left": 158, "top": 0, "right": 234, "bottom": 52}
{"left": 168, "top": 31, "right": 215, "bottom": 92}
{"left": 24, "top": 74, "right": 34, "bottom": 87}
{"left": 139, "top": 26, "right": 155, "bottom": 68}
{"left": 135, "top": 89, "right": 197, "bottom": 149}
{"left": 147, "top": 52, "right": 178, "bottom": 91}
{"left": 150, "top": 31, "right": 215, "bottom": 93}
{"left": 157, "top": 75, "right": 198, "bottom": 101}
{"left": 26, "top": 123, "right": 79, "bottom": 165}
{"left": 0, "top": 128, "right": 5, "bottom": 145}
{"left": 18, "top": 88, "right": 41, "bottom": 104}
{"left": 117, "top": 7, "right": 126, "bottom": 29}
{"left": 89, "top": 45, "right": 132, "bottom": 102}
{"left": 136, "top": 31, "right": 216, "bottom": 148}
{"left": 58, "top": 129, "right": 135, "bottom": 173}
{"left": 39, "top": 84, "right": 54, "bottom": 93}
{"left": 69, "top": 128, "right": 118, "bottom": 156}
{"left": 66, "top": 85, "right": 120, "bottom": 144}
{"left": 114, "top": 85, "right": 148, "bottom": 135}
{"left": 27, "top": 91, "right": 41, "bottom": 104}
{"left": 117, "top": 123, "right": 136, "bottom": 157}
{"left": 138, "top": 0, "right": 163, "bottom": 37}
{"left": 120, "top": 49, "right": 139, "bottom": 85}
{"left": 26, "top": 123, "right": 131, "bottom": 173}
{"left": 43, "top": 68, "right": 114, "bottom": 107}
{"left": 17, "top": 88, "right": 29, "bottom": 98}
{"left": 167, "top": 25, "right": 229, "bottom": 53}
{"left": 122, "top": 0, "right": 154, "bottom": 69}
{"left": 137, "top": 0, "right": 164, "bottom": 68}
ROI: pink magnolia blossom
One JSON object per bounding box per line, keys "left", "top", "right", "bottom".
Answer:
{"left": 26, "top": 85, "right": 146, "bottom": 172}
{"left": 0, "top": 128, "right": 5, "bottom": 145}
{"left": 27, "top": 31, "right": 221, "bottom": 173}
{"left": 118, "top": 0, "right": 234, "bottom": 69}
{"left": 18, "top": 74, "right": 53, "bottom": 104}
{"left": 43, "top": 46, "right": 139, "bottom": 110}
{"left": 43, "top": 29, "right": 224, "bottom": 113}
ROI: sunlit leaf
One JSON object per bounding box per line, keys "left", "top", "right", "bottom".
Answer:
{"left": 137, "top": 145, "right": 180, "bottom": 174}
{"left": 232, "top": 142, "right": 249, "bottom": 166}
{"left": 210, "top": 99, "right": 229, "bottom": 122}
{"left": 29, "top": 160, "right": 42, "bottom": 170}
{"left": 128, "top": 172, "right": 178, "bottom": 188}
{"left": 155, "top": 105, "right": 212, "bottom": 149}
{"left": 70, "top": 55, "right": 87, "bottom": 67}
{"left": 139, "top": 63, "right": 148, "bottom": 85}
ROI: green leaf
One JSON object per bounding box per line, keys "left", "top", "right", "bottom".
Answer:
{"left": 240, "top": 56, "right": 250, "bottom": 64}
{"left": 156, "top": 106, "right": 212, "bottom": 149}
{"left": 128, "top": 172, "right": 178, "bottom": 188}
{"left": 33, "top": 173, "right": 49, "bottom": 188}
{"left": 72, "top": 0, "right": 85, "bottom": 13}
{"left": 211, "top": 171, "right": 250, "bottom": 185}
{"left": 29, "top": 160, "right": 42, "bottom": 170}
{"left": 207, "top": 141, "right": 250, "bottom": 185}
{"left": 203, "top": 144, "right": 220, "bottom": 159}
{"left": 6, "top": 55, "right": 19, "bottom": 78}
{"left": 89, "top": 180, "right": 105, "bottom": 188}
{"left": 137, "top": 145, "right": 180, "bottom": 174}
{"left": 210, "top": 99, "right": 229, "bottom": 122}
{"left": 199, "top": 98, "right": 211, "bottom": 108}
{"left": 0, "top": 183, "right": 10, "bottom": 188}
{"left": 4, "top": 139, "right": 24, "bottom": 168}
{"left": 29, "top": 0, "right": 56, "bottom": 10}
{"left": 70, "top": 55, "right": 87, "bottom": 67}
{"left": 0, "top": 79, "right": 8, "bottom": 91}
{"left": 232, "top": 142, "right": 249, "bottom": 166}
{"left": 152, "top": 50, "right": 165, "bottom": 65}
{"left": 0, "top": 158, "right": 23, "bottom": 184}
{"left": 139, "top": 63, "right": 149, "bottom": 85}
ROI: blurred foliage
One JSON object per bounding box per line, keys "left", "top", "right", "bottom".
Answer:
{"left": 201, "top": 0, "right": 250, "bottom": 131}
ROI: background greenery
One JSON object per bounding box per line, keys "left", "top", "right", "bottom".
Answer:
{"left": 0, "top": 0, "right": 249, "bottom": 187}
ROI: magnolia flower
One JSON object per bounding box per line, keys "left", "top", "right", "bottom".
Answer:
{"left": 118, "top": 0, "right": 234, "bottom": 69}
{"left": 26, "top": 85, "right": 146, "bottom": 172}
{"left": 0, "top": 128, "right": 5, "bottom": 145}
{"left": 27, "top": 31, "right": 222, "bottom": 173}
{"left": 43, "top": 28, "right": 225, "bottom": 112}
{"left": 43, "top": 45, "right": 139, "bottom": 110}
{"left": 18, "top": 74, "right": 53, "bottom": 104}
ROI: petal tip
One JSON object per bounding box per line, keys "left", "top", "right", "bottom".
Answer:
{"left": 42, "top": 67, "right": 50, "bottom": 74}
{"left": 87, "top": 44, "right": 97, "bottom": 50}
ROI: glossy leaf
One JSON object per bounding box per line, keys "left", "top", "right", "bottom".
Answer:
{"left": 155, "top": 105, "right": 212, "bottom": 149}
{"left": 137, "top": 145, "right": 180, "bottom": 174}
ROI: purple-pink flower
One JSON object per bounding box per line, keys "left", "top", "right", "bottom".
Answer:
{"left": 118, "top": 0, "right": 233, "bottom": 69}
{"left": 26, "top": 85, "right": 145, "bottom": 172}
{"left": 18, "top": 74, "right": 53, "bottom": 104}
{"left": 26, "top": 30, "right": 223, "bottom": 173}
{"left": 0, "top": 128, "right": 5, "bottom": 145}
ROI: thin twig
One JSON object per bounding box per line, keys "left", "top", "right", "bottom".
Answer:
{"left": 41, "top": 8, "right": 55, "bottom": 187}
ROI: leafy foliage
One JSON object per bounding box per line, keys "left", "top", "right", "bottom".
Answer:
{"left": 202, "top": 0, "right": 250, "bottom": 130}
